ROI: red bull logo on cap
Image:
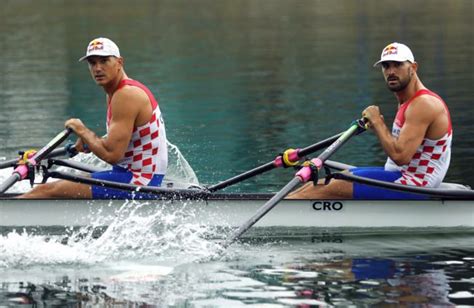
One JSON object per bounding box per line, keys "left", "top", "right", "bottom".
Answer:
{"left": 88, "top": 40, "right": 104, "bottom": 52}
{"left": 382, "top": 44, "right": 398, "bottom": 57}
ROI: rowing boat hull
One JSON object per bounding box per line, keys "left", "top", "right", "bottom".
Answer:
{"left": 0, "top": 195, "right": 473, "bottom": 229}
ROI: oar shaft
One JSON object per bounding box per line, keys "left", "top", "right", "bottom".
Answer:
{"left": 296, "top": 122, "right": 362, "bottom": 182}
{"left": 222, "top": 176, "right": 302, "bottom": 248}
{"left": 0, "top": 173, "right": 21, "bottom": 194}
{"left": 48, "top": 158, "right": 104, "bottom": 173}
{"left": 207, "top": 132, "right": 343, "bottom": 192}
{"left": 0, "top": 129, "right": 73, "bottom": 194}
{"left": 207, "top": 163, "right": 275, "bottom": 192}
{"left": 48, "top": 170, "right": 209, "bottom": 199}
{"left": 296, "top": 132, "right": 344, "bottom": 157}
{"left": 0, "top": 146, "right": 71, "bottom": 170}
{"left": 31, "top": 128, "right": 72, "bottom": 162}
{"left": 318, "top": 125, "right": 359, "bottom": 162}
{"left": 222, "top": 119, "right": 366, "bottom": 250}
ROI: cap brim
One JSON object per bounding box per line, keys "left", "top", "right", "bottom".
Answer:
{"left": 373, "top": 60, "right": 386, "bottom": 67}
{"left": 373, "top": 57, "right": 413, "bottom": 67}
{"left": 78, "top": 52, "right": 119, "bottom": 62}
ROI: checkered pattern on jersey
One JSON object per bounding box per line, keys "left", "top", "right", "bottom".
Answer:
{"left": 118, "top": 110, "right": 161, "bottom": 186}
{"left": 396, "top": 132, "right": 452, "bottom": 187}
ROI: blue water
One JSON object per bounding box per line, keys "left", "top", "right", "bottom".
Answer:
{"left": 0, "top": 0, "right": 473, "bottom": 306}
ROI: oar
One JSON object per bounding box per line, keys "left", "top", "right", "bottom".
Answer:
{"left": 221, "top": 119, "right": 367, "bottom": 249}
{"left": 206, "top": 132, "right": 344, "bottom": 192}
{"left": 0, "top": 143, "right": 77, "bottom": 170}
{"left": 0, "top": 128, "right": 73, "bottom": 193}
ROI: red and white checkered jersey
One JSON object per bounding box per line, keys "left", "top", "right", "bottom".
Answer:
{"left": 384, "top": 89, "right": 452, "bottom": 187}
{"left": 106, "top": 79, "right": 167, "bottom": 186}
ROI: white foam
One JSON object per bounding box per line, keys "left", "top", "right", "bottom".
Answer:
{"left": 108, "top": 265, "right": 173, "bottom": 282}
{"left": 448, "top": 291, "right": 474, "bottom": 299}
{"left": 0, "top": 199, "right": 223, "bottom": 268}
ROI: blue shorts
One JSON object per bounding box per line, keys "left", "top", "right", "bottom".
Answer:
{"left": 91, "top": 166, "right": 164, "bottom": 200}
{"left": 350, "top": 167, "right": 427, "bottom": 200}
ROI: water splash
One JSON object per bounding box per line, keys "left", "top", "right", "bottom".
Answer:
{"left": 65, "top": 139, "right": 199, "bottom": 188}
{"left": 0, "top": 138, "right": 221, "bottom": 269}
{"left": 165, "top": 140, "right": 199, "bottom": 188}
{"left": 0, "top": 199, "right": 227, "bottom": 269}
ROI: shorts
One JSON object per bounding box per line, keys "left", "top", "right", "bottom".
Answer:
{"left": 91, "top": 165, "right": 164, "bottom": 200}
{"left": 350, "top": 167, "right": 427, "bottom": 200}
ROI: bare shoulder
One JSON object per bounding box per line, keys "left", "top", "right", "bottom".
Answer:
{"left": 111, "top": 85, "right": 149, "bottom": 109}
{"left": 406, "top": 93, "right": 445, "bottom": 119}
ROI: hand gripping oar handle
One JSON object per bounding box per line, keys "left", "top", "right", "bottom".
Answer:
{"left": 0, "top": 128, "right": 73, "bottom": 193}
{"left": 206, "top": 132, "right": 344, "bottom": 192}
{"left": 221, "top": 119, "right": 366, "bottom": 249}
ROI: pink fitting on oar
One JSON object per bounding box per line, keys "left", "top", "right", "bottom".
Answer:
{"left": 273, "top": 156, "right": 284, "bottom": 167}
{"left": 311, "top": 158, "right": 323, "bottom": 169}
{"left": 295, "top": 166, "right": 312, "bottom": 182}
{"left": 295, "top": 158, "right": 323, "bottom": 183}
{"left": 27, "top": 158, "right": 37, "bottom": 166}
{"left": 14, "top": 165, "right": 29, "bottom": 180}
{"left": 288, "top": 148, "right": 301, "bottom": 162}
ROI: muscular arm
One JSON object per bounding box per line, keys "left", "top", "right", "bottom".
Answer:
{"left": 365, "top": 97, "right": 441, "bottom": 165}
{"left": 66, "top": 87, "right": 148, "bottom": 164}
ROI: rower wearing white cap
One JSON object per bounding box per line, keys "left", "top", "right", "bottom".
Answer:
{"left": 20, "top": 37, "right": 168, "bottom": 199}
{"left": 289, "top": 42, "right": 452, "bottom": 199}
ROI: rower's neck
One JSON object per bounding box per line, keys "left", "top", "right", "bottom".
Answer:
{"left": 103, "top": 71, "right": 128, "bottom": 96}
{"left": 395, "top": 77, "right": 425, "bottom": 105}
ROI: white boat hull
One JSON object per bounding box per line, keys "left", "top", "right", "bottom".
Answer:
{"left": 1, "top": 196, "right": 473, "bottom": 229}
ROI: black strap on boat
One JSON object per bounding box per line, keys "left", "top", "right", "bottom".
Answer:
{"left": 329, "top": 172, "right": 474, "bottom": 200}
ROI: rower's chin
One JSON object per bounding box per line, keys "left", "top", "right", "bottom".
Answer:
{"left": 94, "top": 78, "right": 107, "bottom": 86}
{"left": 387, "top": 82, "right": 403, "bottom": 92}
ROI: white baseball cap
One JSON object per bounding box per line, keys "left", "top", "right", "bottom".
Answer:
{"left": 373, "top": 42, "right": 415, "bottom": 67}
{"left": 79, "top": 37, "right": 121, "bottom": 62}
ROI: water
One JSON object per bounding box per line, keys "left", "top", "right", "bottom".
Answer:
{"left": 1, "top": 0, "right": 473, "bottom": 306}
{"left": 1, "top": 231, "right": 473, "bottom": 306}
